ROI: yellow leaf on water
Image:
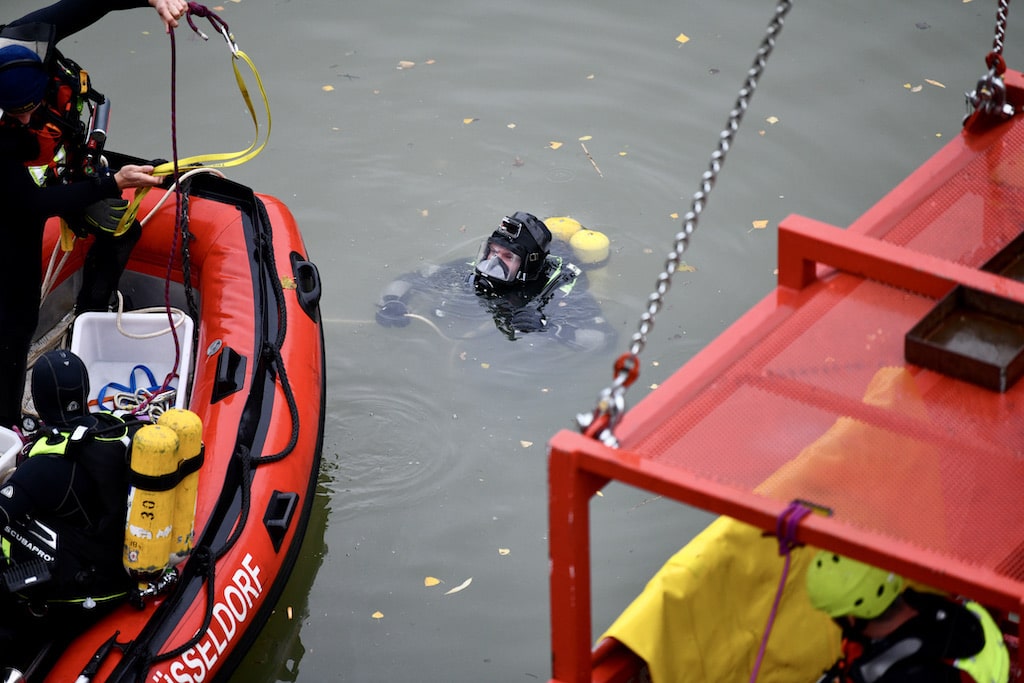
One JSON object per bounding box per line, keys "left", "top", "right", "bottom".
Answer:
{"left": 372, "top": 611, "right": 384, "bottom": 619}
{"left": 463, "top": 117, "right": 478, "bottom": 124}
{"left": 679, "top": 262, "right": 696, "bottom": 272}
{"left": 498, "top": 548, "right": 510, "bottom": 556}
{"left": 752, "top": 219, "right": 769, "bottom": 230}
{"left": 579, "top": 135, "right": 593, "bottom": 141}
{"left": 424, "top": 576, "right": 441, "bottom": 587}
{"left": 903, "top": 83, "right": 913, "bottom": 90}
{"left": 548, "top": 141, "right": 563, "bottom": 150}
{"left": 425, "top": 59, "right": 436, "bottom": 65}
{"left": 670, "top": 212, "right": 679, "bottom": 219}
{"left": 765, "top": 116, "right": 779, "bottom": 125}
{"left": 596, "top": 490, "right": 604, "bottom": 497}
{"left": 445, "top": 577, "right": 473, "bottom": 595}
{"left": 910, "top": 84, "right": 923, "bottom": 93}
{"left": 676, "top": 33, "right": 690, "bottom": 44}
{"left": 322, "top": 85, "right": 335, "bottom": 92}
{"left": 520, "top": 440, "right": 533, "bottom": 448}
{"left": 925, "top": 78, "right": 946, "bottom": 88}
{"left": 619, "top": 151, "right": 627, "bottom": 156}
{"left": 481, "top": 362, "right": 490, "bottom": 369}
{"left": 398, "top": 60, "right": 415, "bottom": 69}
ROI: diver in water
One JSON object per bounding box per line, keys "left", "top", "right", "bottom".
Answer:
{"left": 375, "top": 211, "right": 616, "bottom": 351}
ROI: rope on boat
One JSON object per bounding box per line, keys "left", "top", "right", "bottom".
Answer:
{"left": 575, "top": 0, "right": 794, "bottom": 448}
{"left": 749, "top": 501, "right": 813, "bottom": 683}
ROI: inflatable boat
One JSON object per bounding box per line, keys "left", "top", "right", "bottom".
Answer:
{"left": 13, "top": 153, "right": 325, "bottom": 682}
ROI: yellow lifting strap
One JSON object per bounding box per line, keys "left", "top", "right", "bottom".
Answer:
{"left": 111, "top": 48, "right": 272, "bottom": 238}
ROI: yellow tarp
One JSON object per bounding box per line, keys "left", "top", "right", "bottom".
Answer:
{"left": 601, "top": 517, "right": 840, "bottom": 683}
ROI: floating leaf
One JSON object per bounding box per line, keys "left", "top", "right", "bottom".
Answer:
{"left": 520, "top": 440, "right": 533, "bottom": 448}
{"left": 322, "top": 85, "right": 335, "bottom": 92}
{"left": 765, "top": 115, "right": 778, "bottom": 125}
{"left": 595, "top": 490, "right": 604, "bottom": 497}
{"left": 481, "top": 362, "right": 490, "bottom": 369}
{"left": 548, "top": 141, "right": 563, "bottom": 150}
{"left": 752, "top": 219, "right": 769, "bottom": 230}
{"left": 425, "top": 59, "right": 436, "bottom": 65}
{"left": 463, "top": 117, "right": 478, "bottom": 124}
{"left": 444, "top": 577, "right": 473, "bottom": 595}
{"left": 578, "top": 135, "right": 593, "bottom": 141}
{"left": 669, "top": 212, "right": 679, "bottom": 219}
{"left": 507, "top": 123, "right": 517, "bottom": 129}
{"left": 619, "top": 151, "right": 628, "bottom": 156}
{"left": 679, "top": 262, "right": 696, "bottom": 272}
{"left": 498, "top": 548, "right": 510, "bottom": 556}
{"left": 424, "top": 576, "right": 441, "bottom": 587}
{"left": 586, "top": 74, "right": 595, "bottom": 80}
{"left": 910, "top": 84, "right": 923, "bottom": 93}
{"left": 398, "top": 60, "right": 415, "bottom": 69}
{"left": 676, "top": 33, "right": 690, "bottom": 44}
{"left": 925, "top": 78, "right": 945, "bottom": 88}
{"left": 420, "top": 209, "right": 429, "bottom": 217}
{"left": 372, "top": 611, "right": 384, "bottom": 619}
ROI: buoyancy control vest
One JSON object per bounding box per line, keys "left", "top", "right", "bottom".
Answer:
{"left": 3, "top": 412, "right": 134, "bottom": 606}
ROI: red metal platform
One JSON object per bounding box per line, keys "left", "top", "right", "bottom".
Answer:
{"left": 549, "top": 70, "right": 1024, "bottom": 683}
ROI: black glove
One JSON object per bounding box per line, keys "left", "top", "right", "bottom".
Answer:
{"left": 376, "top": 300, "right": 410, "bottom": 327}
{"left": 83, "top": 197, "right": 131, "bottom": 234}
{"left": 511, "top": 307, "right": 546, "bottom": 333}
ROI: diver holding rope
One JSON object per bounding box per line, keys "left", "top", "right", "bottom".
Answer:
{"left": 0, "top": 0, "right": 185, "bottom": 430}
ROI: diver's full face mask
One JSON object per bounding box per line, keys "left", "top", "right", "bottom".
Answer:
{"left": 475, "top": 238, "right": 523, "bottom": 283}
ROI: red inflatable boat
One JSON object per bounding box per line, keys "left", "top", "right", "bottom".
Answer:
{"left": 18, "top": 155, "right": 325, "bottom": 682}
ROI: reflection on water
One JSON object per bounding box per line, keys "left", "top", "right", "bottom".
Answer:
{"left": 5, "top": 0, "right": 1022, "bottom": 680}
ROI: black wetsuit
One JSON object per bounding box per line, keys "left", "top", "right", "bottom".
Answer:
{"left": 0, "top": 0, "right": 151, "bottom": 428}
{"left": 376, "top": 243, "right": 616, "bottom": 351}
{"left": 0, "top": 411, "right": 135, "bottom": 669}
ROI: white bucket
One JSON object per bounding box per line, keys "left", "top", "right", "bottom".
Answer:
{"left": 70, "top": 311, "right": 194, "bottom": 412}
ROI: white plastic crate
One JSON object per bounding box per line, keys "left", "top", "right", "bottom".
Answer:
{"left": 70, "top": 311, "right": 194, "bottom": 412}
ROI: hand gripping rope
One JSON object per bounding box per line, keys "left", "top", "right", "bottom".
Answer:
{"left": 576, "top": 0, "right": 794, "bottom": 447}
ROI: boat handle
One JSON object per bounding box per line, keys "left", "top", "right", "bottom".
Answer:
{"left": 290, "top": 251, "right": 322, "bottom": 322}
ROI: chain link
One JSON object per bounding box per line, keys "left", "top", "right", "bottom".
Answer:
{"left": 577, "top": 0, "right": 794, "bottom": 446}
{"left": 965, "top": 0, "right": 1015, "bottom": 124}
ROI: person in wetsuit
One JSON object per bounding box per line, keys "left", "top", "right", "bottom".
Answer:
{"left": 0, "top": 349, "right": 139, "bottom": 675}
{"left": 805, "top": 551, "right": 1009, "bottom": 683}
{"left": 0, "top": 0, "right": 188, "bottom": 429}
{"left": 376, "top": 211, "right": 615, "bottom": 351}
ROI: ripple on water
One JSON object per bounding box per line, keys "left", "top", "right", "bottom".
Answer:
{"left": 321, "top": 377, "right": 462, "bottom": 517}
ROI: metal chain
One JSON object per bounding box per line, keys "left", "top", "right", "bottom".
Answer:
{"left": 577, "top": 0, "right": 794, "bottom": 447}
{"left": 992, "top": 0, "right": 1010, "bottom": 56}
{"left": 965, "top": 0, "right": 1015, "bottom": 124}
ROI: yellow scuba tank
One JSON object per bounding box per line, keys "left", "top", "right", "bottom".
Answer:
{"left": 123, "top": 409, "right": 204, "bottom": 584}
{"left": 158, "top": 408, "right": 203, "bottom": 565}
{"left": 123, "top": 423, "right": 179, "bottom": 582}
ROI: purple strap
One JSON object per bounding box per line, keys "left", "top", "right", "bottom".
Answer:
{"left": 749, "top": 501, "right": 812, "bottom": 683}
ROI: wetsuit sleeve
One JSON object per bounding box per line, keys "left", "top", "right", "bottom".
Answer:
{"left": 7, "top": 0, "right": 150, "bottom": 43}
{"left": 0, "top": 136, "right": 120, "bottom": 225}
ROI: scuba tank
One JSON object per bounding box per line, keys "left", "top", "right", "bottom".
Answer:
{"left": 123, "top": 409, "right": 203, "bottom": 588}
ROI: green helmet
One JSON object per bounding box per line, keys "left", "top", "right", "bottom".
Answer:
{"left": 806, "top": 551, "right": 903, "bottom": 619}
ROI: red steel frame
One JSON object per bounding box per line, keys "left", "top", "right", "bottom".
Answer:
{"left": 548, "top": 71, "right": 1024, "bottom": 683}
